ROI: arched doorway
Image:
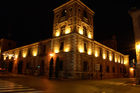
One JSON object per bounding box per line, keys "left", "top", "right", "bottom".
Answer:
{"left": 8, "top": 61, "right": 13, "bottom": 72}
{"left": 55, "top": 57, "right": 60, "bottom": 78}
{"left": 49, "top": 58, "right": 54, "bottom": 78}
{"left": 82, "top": 61, "right": 89, "bottom": 79}
{"left": 18, "top": 61, "right": 23, "bottom": 74}
{"left": 55, "top": 57, "right": 63, "bottom": 79}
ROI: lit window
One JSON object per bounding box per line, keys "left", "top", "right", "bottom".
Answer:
{"left": 55, "top": 30, "right": 60, "bottom": 37}
{"left": 79, "top": 27, "right": 83, "bottom": 35}
{"left": 65, "top": 26, "right": 71, "bottom": 34}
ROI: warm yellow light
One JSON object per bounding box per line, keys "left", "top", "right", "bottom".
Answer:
{"left": 109, "top": 55, "right": 112, "bottom": 61}
{"left": 118, "top": 56, "right": 120, "bottom": 63}
{"left": 103, "top": 54, "right": 106, "bottom": 59}
{"left": 79, "top": 27, "right": 83, "bottom": 35}
{"left": 54, "top": 49, "right": 59, "bottom": 53}
{"left": 115, "top": 57, "right": 117, "bottom": 63}
{"left": 4, "top": 56, "right": 6, "bottom": 60}
{"left": 55, "top": 31, "right": 60, "bottom": 37}
{"left": 95, "top": 51, "right": 98, "bottom": 57}
{"left": 33, "top": 52, "right": 37, "bottom": 56}
{"left": 108, "top": 52, "right": 112, "bottom": 61}
{"left": 65, "top": 27, "right": 71, "bottom": 34}
{"left": 130, "top": 67, "right": 134, "bottom": 72}
{"left": 79, "top": 45, "right": 84, "bottom": 53}
{"left": 32, "top": 47, "right": 38, "bottom": 56}
{"left": 136, "top": 42, "right": 140, "bottom": 51}
{"left": 88, "top": 33, "right": 92, "bottom": 39}
{"left": 87, "top": 49, "right": 92, "bottom": 55}
{"left": 22, "top": 49, "right": 27, "bottom": 58}
{"left": 23, "top": 53, "right": 27, "bottom": 58}
{"left": 14, "top": 55, "right": 18, "bottom": 60}
{"left": 64, "top": 48, "right": 70, "bottom": 52}
{"left": 124, "top": 55, "right": 129, "bottom": 65}
{"left": 9, "top": 55, "right": 12, "bottom": 60}
{"left": 50, "top": 53, "right": 54, "bottom": 57}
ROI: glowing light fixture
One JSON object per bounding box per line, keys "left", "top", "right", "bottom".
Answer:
{"left": 65, "top": 27, "right": 71, "bottom": 34}
{"left": 55, "top": 31, "right": 60, "bottom": 37}
{"left": 79, "top": 27, "right": 83, "bottom": 35}
{"left": 136, "top": 42, "right": 140, "bottom": 51}
{"left": 79, "top": 46, "right": 84, "bottom": 53}
{"left": 54, "top": 49, "right": 59, "bottom": 53}
{"left": 64, "top": 48, "right": 70, "bottom": 52}
{"left": 103, "top": 54, "right": 106, "bottom": 59}
{"left": 95, "top": 51, "right": 98, "bottom": 57}
{"left": 50, "top": 53, "right": 54, "bottom": 57}
{"left": 88, "top": 33, "right": 92, "bottom": 39}
{"left": 87, "top": 49, "right": 92, "bottom": 55}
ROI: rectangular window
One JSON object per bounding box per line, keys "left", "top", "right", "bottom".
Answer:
{"left": 83, "top": 26, "right": 87, "bottom": 36}
{"left": 28, "top": 48, "right": 31, "bottom": 56}
{"left": 107, "top": 51, "right": 109, "bottom": 59}
{"left": 113, "top": 67, "right": 115, "bottom": 73}
{"left": 99, "top": 48, "right": 102, "bottom": 57}
{"left": 60, "top": 42, "right": 64, "bottom": 51}
{"left": 106, "top": 66, "right": 109, "bottom": 73}
{"left": 84, "top": 43, "right": 87, "bottom": 52}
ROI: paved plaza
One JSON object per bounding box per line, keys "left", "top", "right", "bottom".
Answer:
{"left": 0, "top": 73, "right": 139, "bottom": 93}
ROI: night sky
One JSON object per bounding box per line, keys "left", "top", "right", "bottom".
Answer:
{"left": 0, "top": 0, "right": 138, "bottom": 60}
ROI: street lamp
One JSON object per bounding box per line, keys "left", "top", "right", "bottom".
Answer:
{"left": 50, "top": 53, "right": 54, "bottom": 57}
{"left": 135, "top": 42, "right": 140, "bottom": 84}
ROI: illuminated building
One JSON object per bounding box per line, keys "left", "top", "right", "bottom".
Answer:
{"left": 2, "top": 0, "right": 130, "bottom": 79}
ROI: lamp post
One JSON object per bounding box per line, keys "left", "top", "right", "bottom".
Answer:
{"left": 136, "top": 42, "right": 140, "bottom": 84}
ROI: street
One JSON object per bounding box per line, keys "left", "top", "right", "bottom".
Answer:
{"left": 0, "top": 73, "right": 140, "bottom": 93}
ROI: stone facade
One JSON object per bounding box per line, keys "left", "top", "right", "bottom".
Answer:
{"left": 2, "top": 0, "right": 129, "bottom": 79}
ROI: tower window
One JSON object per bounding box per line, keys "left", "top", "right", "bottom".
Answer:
{"left": 60, "top": 25, "right": 66, "bottom": 35}
{"left": 61, "top": 9, "right": 67, "bottom": 17}
{"left": 60, "top": 42, "right": 64, "bottom": 51}
{"left": 83, "top": 26, "right": 87, "bottom": 36}
{"left": 83, "top": 10, "right": 87, "bottom": 18}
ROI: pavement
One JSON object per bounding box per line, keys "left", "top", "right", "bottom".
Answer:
{"left": 0, "top": 72, "right": 140, "bottom": 93}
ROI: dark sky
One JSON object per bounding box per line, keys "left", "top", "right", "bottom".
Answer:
{"left": 0, "top": 0, "right": 138, "bottom": 59}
